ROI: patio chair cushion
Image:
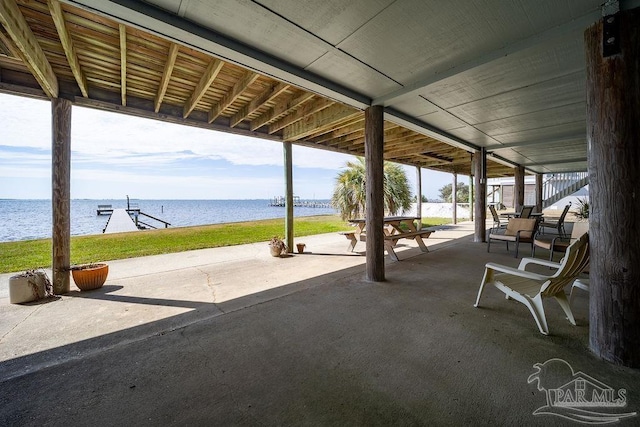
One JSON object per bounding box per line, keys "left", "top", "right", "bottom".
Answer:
{"left": 489, "top": 218, "right": 537, "bottom": 241}
{"left": 533, "top": 221, "right": 589, "bottom": 260}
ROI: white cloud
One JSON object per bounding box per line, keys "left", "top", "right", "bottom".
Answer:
{"left": 0, "top": 93, "right": 458, "bottom": 200}
{"left": 0, "top": 94, "right": 352, "bottom": 171}
{"left": 0, "top": 165, "right": 50, "bottom": 179}
{"left": 70, "top": 106, "right": 353, "bottom": 169}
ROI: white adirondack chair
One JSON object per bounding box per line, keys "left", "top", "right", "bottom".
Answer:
{"left": 474, "top": 233, "right": 589, "bottom": 335}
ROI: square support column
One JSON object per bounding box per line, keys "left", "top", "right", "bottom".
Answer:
{"left": 52, "top": 97, "right": 72, "bottom": 294}
{"left": 365, "top": 106, "right": 385, "bottom": 282}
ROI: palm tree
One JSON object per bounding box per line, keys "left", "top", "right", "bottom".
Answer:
{"left": 331, "top": 157, "right": 412, "bottom": 220}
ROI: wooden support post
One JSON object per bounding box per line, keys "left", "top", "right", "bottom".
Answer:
{"left": 365, "top": 106, "right": 385, "bottom": 282}
{"left": 469, "top": 154, "right": 474, "bottom": 221}
{"left": 51, "top": 97, "right": 71, "bottom": 294}
{"left": 473, "top": 148, "right": 487, "bottom": 242}
{"left": 586, "top": 7, "right": 640, "bottom": 367}
{"left": 535, "top": 173, "right": 543, "bottom": 213}
{"left": 514, "top": 165, "right": 525, "bottom": 213}
{"left": 452, "top": 173, "right": 457, "bottom": 225}
{"left": 283, "top": 141, "right": 294, "bottom": 253}
{"left": 415, "top": 166, "right": 422, "bottom": 229}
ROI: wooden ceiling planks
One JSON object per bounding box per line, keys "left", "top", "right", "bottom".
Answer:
{"left": 0, "top": 0, "right": 516, "bottom": 178}
{"left": 1, "top": 0, "right": 58, "bottom": 97}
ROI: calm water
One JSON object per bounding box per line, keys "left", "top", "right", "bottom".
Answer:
{"left": 0, "top": 199, "right": 336, "bottom": 242}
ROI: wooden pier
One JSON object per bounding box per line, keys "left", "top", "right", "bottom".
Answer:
{"left": 269, "top": 196, "right": 331, "bottom": 208}
{"left": 97, "top": 204, "right": 140, "bottom": 215}
{"left": 100, "top": 206, "right": 171, "bottom": 233}
{"left": 103, "top": 209, "right": 139, "bottom": 233}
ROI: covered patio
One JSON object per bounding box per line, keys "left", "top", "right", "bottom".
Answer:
{"left": 1, "top": 0, "right": 639, "bottom": 414}
{"left": 2, "top": 223, "right": 638, "bottom": 424}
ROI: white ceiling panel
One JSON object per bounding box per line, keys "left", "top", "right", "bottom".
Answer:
{"left": 491, "top": 121, "right": 586, "bottom": 145}
{"left": 390, "top": 97, "right": 439, "bottom": 118}
{"left": 258, "top": 0, "right": 395, "bottom": 45}
{"left": 515, "top": 140, "right": 586, "bottom": 160}
{"left": 419, "top": 111, "right": 468, "bottom": 132}
{"left": 179, "top": 0, "right": 330, "bottom": 68}
{"left": 335, "top": 0, "right": 600, "bottom": 84}
{"left": 305, "top": 51, "right": 400, "bottom": 97}
{"left": 147, "top": 0, "right": 179, "bottom": 14}
{"left": 416, "top": 35, "right": 585, "bottom": 110}
{"left": 447, "top": 72, "right": 585, "bottom": 125}
{"left": 444, "top": 127, "right": 499, "bottom": 147}
{"left": 475, "top": 103, "right": 585, "bottom": 137}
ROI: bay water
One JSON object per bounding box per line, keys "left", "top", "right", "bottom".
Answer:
{"left": 0, "top": 199, "right": 336, "bottom": 242}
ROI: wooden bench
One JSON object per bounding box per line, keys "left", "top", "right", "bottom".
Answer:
{"left": 339, "top": 231, "right": 365, "bottom": 252}
{"left": 384, "top": 229, "right": 434, "bottom": 261}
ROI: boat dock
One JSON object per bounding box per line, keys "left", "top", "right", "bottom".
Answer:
{"left": 103, "top": 209, "right": 140, "bottom": 234}
{"left": 97, "top": 204, "right": 140, "bottom": 215}
{"left": 98, "top": 197, "right": 171, "bottom": 232}
{"left": 269, "top": 196, "right": 332, "bottom": 208}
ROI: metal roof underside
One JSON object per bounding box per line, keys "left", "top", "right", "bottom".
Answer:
{"left": 3, "top": 0, "right": 638, "bottom": 176}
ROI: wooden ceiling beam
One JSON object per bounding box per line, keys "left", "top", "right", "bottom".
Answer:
{"left": 0, "top": 28, "right": 21, "bottom": 59}
{"left": 310, "top": 118, "right": 364, "bottom": 144}
{"left": 269, "top": 97, "right": 333, "bottom": 134}
{"left": 230, "top": 81, "right": 289, "bottom": 127}
{"left": 329, "top": 124, "right": 421, "bottom": 150}
{"left": 119, "top": 24, "right": 126, "bottom": 105}
{"left": 250, "top": 91, "right": 314, "bottom": 131}
{"left": 384, "top": 153, "right": 448, "bottom": 164}
{"left": 383, "top": 136, "right": 433, "bottom": 152}
{"left": 401, "top": 154, "right": 452, "bottom": 167}
{"left": 419, "top": 152, "right": 455, "bottom": 163}
{"left": 283, "top": 103, "right": 360, "bottom": 141}
{"left": 48, "top": 0, "right": 88, "bottom": 97}
{"left": 208, "top": 70, "right": 259, "bottom": 123}
{"left": 303, "top": 116, "right": 363, "bottom": 141}
{"left": 383, "top": 129, "right": 417, "bottom": 143}
{"left": 154, "top": 42, "right": 178, "bottom": 112}
{"left": 333, "top": 133, "right": 365, "bottom": 150}
{"left": 0, "top": 0, "right": 58, "bottom": 98}
{"left": 183, "top": 58, "right": 224, "bottom": 118}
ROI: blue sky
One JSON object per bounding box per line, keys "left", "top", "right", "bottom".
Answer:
{"left": 0, "top": 93, "right": 467, "bottom": 200}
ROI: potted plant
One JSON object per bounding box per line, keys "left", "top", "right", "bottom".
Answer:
{"left": 573, "top": 197, "right": 589, "bottom": 220}
{"left": 70, "top": 263, "right": 109, "bottom": 291}
{"left": 268, "top": 236, "right": 288, "bottom": 257}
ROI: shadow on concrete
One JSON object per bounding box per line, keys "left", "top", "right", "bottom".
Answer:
{"left": 1, "top": 232, "right": 638, "bottom": 426}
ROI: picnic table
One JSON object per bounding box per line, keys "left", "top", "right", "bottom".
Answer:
{"left": 340, "top": 216, "right": 435, "bottom": 261}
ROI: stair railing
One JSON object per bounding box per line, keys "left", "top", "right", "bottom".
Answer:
{"left": 542, "top": 172, "right": 588, "bottom": 207}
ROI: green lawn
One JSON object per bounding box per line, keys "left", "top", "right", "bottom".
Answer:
{"left": 0, "top": 215, "right": 456, "bottom": 273}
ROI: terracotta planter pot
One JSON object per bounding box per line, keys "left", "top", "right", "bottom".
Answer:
{"left": 296, "top": 243, "right": 306, "bottom": 253}
{"left": 71, "top": 263, "right": 109, "bottom": 291}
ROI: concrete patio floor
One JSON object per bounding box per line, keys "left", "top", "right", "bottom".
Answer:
{"left": 1, "top": 223, "right": 638, "bottom": 426}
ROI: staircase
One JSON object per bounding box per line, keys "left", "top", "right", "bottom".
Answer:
{"left": 542, "top": 172, "right": 589, "bottom": 208}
